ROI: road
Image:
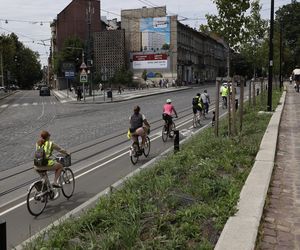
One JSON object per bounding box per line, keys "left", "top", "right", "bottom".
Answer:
{"left": 0, "top": 85, "right": 248, "bottom": 248}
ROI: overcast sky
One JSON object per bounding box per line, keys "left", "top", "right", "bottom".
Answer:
{"left": 0, "top": 0, "right": 292, "bottom": 66}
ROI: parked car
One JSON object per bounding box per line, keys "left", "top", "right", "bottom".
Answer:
{"left": 40, "top": 86, "right": 50, "bottom": 96}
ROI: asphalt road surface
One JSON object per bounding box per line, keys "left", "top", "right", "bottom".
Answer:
{"left": 0, "top": 84, "right": 251, "bottom": 248}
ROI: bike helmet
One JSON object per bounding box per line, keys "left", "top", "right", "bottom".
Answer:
{"left": 166, "top": 99, "right": 172, "bottom": 103}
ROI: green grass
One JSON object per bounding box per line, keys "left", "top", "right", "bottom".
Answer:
{"left": 24, "top": 89, "right": 282, "bottom": 250}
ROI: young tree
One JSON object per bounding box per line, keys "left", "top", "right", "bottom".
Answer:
{"left": 240, "top": 0, "right": 268, "bottom": 78}
{"left": 203, "top": 0, "right": 251, "bottom": 77}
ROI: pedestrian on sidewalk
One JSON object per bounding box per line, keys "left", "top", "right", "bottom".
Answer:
{"left": 77, "top": 86, "right": 82, "bottom": 101}
{"left": 99, "top": 83, "right": 103, "bottom": 94}
{"left": 292, "top": 65, "right": 300, "bottom": 92}
{"left": 118, "top": 85, "right": 122, "bottom": 95}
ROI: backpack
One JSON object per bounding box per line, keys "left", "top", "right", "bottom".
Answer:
{"left": 192, "top": 97, "right": 199, "bottom": 106}
{"left": 34, "top": 146, "right": 48, "bottom": 166}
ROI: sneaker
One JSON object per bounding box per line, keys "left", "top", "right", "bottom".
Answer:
{"left": 52, "top": 183, "right": 62, "bottom": 188}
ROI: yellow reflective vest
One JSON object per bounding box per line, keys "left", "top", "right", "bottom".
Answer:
{"left": 221, "top": 86, "right": 229, "bottom": 97}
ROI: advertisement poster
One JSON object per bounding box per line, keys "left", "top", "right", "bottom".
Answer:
{"left": 140, "top": 16, "right": 170, "bottom": 52}
{"left": 132, "top": 54, "right": 168, "bottom": 69}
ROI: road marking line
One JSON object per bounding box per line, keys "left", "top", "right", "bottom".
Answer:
{"left": 11, "top": 104, "right": 19, "bottom": 107}
{"left": 32, "top": 102, "right": 38, "bottom": 105}
{"left": 22, "top": 103, "right": 29, "bottom": 106}
{"left": 0, "top": 108, "right": 219, "bottom": 216}
{"left": 37, "top": 103, "right": 45, "bottom": 120}
{"left": 0, "top": 104, "right": 8, "bottom": 108}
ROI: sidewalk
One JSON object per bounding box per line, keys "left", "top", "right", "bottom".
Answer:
{"left": 52, "top": 86, "right": 192, "bottom": 104}
{"left": 257, "top": 84, "right": 300, "bottom": 249}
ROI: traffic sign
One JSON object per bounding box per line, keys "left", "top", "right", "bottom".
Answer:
{"left": 80, "top": 74, "right": 88, "bottom": 83}
{"left": 65, "top": 71, "right": 75, "bottom": 78}
{"left": 80, "top": 62, "right": 87, "bottom": 69}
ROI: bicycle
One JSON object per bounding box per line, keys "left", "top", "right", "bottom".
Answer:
{"left": 162, "top": 115, "right": 177, "bottom": 142}
{"left": 192, "top": 111, "right": 202, "bottom": 128}
{"left": 129, "top": 134, "right": 151, "bottom": 165}
{"left": 27, "top": 154, "right": 75, "bottom": 216}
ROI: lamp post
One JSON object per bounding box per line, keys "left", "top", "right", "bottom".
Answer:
{"left": 267, "top": 0, "right": 274, "bottom": 111}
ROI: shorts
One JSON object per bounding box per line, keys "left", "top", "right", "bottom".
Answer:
{"left": 295, "top": 75, "right": 300, "bottom": 81}
{"left": 192, "top": 105, "right": 202, "bottom": 114}
{"left": 33, "top": 162, "right": 58, "bottom": 171}
{"left": 162, "top": 113, "right": 173, "bottom": 124}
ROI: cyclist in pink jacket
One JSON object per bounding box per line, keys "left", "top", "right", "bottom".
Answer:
{"left": 162, "top": 99, "right": 178, "bottom": 135}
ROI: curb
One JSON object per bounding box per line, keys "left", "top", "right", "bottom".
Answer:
{"left": 0, "top": 91, "right": 18, "bottom": 100}
{"left": 214, "top": 90, "right": 287, "bottom": 250}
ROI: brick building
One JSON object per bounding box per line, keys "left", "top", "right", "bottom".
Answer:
{"left": 55, "top": 0, "right": 102, "bottom": 51}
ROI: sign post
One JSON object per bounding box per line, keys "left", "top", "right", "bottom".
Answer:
{"left": 80, "top": 63, "right": 87, "bottom": 102}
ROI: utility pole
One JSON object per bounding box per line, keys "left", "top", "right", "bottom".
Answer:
{"left": 86, "top": 0, "right": 93, "bottom": 96}
{"left": 0, "top": 50, "right": 4, "bottom": 87}
{"left": 279, "top": 20, "right": 283, "bottom": 91}
{"left": 267, "top": 0, "right": 274, "bottom": 111}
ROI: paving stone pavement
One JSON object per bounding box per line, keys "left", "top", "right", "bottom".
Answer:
{"left": 257, "top": 85, "right": 300, "bottom": 250}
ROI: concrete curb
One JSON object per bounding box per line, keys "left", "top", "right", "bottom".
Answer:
{"left": 0, "top": 91, "right": 18, "bottom": 100}
{"left": 215, "top": 90, "right": 287, "bottom": 250}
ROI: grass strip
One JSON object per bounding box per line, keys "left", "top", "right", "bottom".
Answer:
{"left": 25, "top": 89, "right": 282, "bottom": 250}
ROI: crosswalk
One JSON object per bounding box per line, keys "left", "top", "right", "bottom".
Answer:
{"left": 0, "top": 101, "right": 58, "bottom": 109}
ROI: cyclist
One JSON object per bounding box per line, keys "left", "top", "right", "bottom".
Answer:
{"left": 292, "top": 65, "right": 300, "bottom": 92}
{"left": 129, "top": 105, "right": 150, "bottom": 151}
{"left": 34, "top": 130, "right": 69, "bottom": 188}
{"left": 162, "top": 99, "right": 178, "bottom": 136}
{"left": 220, "top": 82, "right": 229, "bottom": 108}
{"left": 192, "top": 93, "right": 203, "bottom": 118}
{"left": 200, "top": 90, "right": 210, "bottom": 116}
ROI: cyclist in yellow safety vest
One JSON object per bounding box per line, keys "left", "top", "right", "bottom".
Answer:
{"left": 220, "top": 83, "right": 229, "bottom": 108}
{"left": 192, "top": 93, "right": 204, "bottom": 116}
{"left": 34, "top": 130, "right": 70, "bottom": 188}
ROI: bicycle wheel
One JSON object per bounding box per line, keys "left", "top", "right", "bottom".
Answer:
{"left": 27, "top": 181, "right": 47, "bottom": 216}
{"left": 61, "top": 168, "right": 75, "bottom": 198}
{"left": 143, "top": 136, "right": 151, "bottom": 157}
{"left": 130, "top": 142, "right": 139, "bottom": 165}
{"left": 162, "top": 124, "right": 168, "bottom": 142}
{"left": 169, "top": 122, "right": 176, "bottom": 137}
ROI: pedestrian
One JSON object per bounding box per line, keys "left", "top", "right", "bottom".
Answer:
{"left": 77, "top": 86, "right": 82, "bottom": 101}
{"left": 292, "top": 65, "right": 300, "bottom": 92}
{"left": 201, "top": 90, "right": 210, "bottom": 116}
{"left": 118, "top": 85, "right": 122, "bottom": 95}
{"left": 99, "top": 83, "right": 103, "bottom": 94}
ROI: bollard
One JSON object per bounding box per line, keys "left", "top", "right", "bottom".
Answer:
{"left": 257, "top": 88, "right": 259, "bottom": 96}
{"left": 174, "top": 130, "right": 179, "bottom": 152}
{"left": 0, "top": 219, "right": 7, "bottom": 250}
{"left": 235, "top": 99, "right": 238, "bottom": 110}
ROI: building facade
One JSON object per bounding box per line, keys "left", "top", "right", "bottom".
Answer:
{"left": 55, "top": 0, "right": 102, "bottom": 51}
{"left": 93, "top": 30, "right": 126, "bottom": 81}
{"left": 121, "top": 6, "right": 227, "bottom": 84}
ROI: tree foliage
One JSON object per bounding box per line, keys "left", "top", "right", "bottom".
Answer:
{"left": 110, "top": 67, "right": 133, "bottom": 86}
{"left": 239, "top": 0, "right": 268, "bottom": 77}
{"left": 204, "top": 0, "right": 251, "bottom": 50}
{"left": 53, "top": 36, "right": 84, "bottom": 75}
{"left": 275, "top": 2, "right": 300, "bottom": 74}
{"left": 0, "top": 33, "right": 42, "bottom": 89}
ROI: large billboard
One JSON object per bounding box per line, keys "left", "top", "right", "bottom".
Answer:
{"left": 132, "top": 54, "right": 168, "bottom": 69}
{"left": 140, "top": 17, "right": 170, "bottom": 52}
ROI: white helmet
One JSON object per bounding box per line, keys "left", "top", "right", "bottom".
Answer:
{"left": 166, "top": 99, "right": 172, "bottom": 103}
